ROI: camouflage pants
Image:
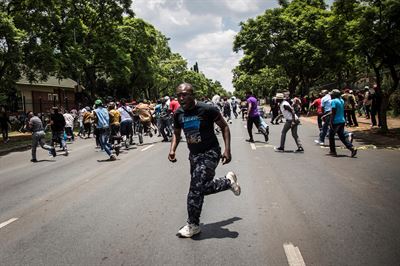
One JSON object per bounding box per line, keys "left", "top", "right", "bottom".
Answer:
{"left": 187, "top": 148, "right": 232, "bottom": 225}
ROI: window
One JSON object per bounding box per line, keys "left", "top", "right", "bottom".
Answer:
{"left": 48, "top": 93, "right": 58, "bottom": 101}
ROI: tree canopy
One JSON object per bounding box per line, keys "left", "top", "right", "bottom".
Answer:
{"left": 233, "top": 0, "right": 400, "bottom": 130}
{"left": 0, "top": 0, "right": 228, "bottom": 107}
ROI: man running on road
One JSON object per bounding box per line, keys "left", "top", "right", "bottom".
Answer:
{"left": 168, "top": 83, "right": 241, "bottom": 238}
{"left": 27, "top": 111, "right": 56, "bottom": 162}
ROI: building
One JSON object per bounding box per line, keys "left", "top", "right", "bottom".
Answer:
{"left": 15, "top": 76, "right": 82, "bottom": 113}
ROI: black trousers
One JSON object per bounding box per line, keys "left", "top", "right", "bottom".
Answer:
{"left": 187, "top": 148, "right": 231, "bottom": 225}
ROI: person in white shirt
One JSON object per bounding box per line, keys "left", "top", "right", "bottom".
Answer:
{"left": 117, "top": 98, "right": 134, "bottom": 145}
{"left": 63, "top": 111, "right": 75, "bottom": 141}
{"left": 274, "top": 92, "right": 304, "bottom": 152}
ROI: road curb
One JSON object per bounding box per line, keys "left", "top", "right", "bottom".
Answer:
{"left": 0, "top": 144, "right": 31, "bottom": 156}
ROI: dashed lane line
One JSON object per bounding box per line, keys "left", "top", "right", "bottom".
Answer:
{"left": 284, "top": 242, "right": 306, "bottom": 266}
{"left": 0, "top": 217, "right": 18, "bottom": 229}
{"left": 250, "top": 143, "right": 256, "bottom": 150}
{"left": 141, "top": 144, "right": 154, "bottom": 152}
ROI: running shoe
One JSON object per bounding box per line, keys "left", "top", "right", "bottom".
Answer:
{"left": 109, "top": 155, "right": 117, "bottom": 161}
{"left": 226, "top": 171, "right": 241, "bottom": 196}
{"left": 51, "top": 148, "right": 56, "bottom": 157}
{"left": 274, "top": 147, "right": 284, "bottom": 152}
{"left": 177, "top": 223, "right": 201, "bottom": 238}
{"left": 314, "top": 140, "right": 324, "bottom": 145}
{"left": 328, "top": 151, "right": 337, "bottom": 156}
{"left": 351, "top": 148, "right": 357, "bottom": 158}
{"left": 296, "top": 146, "right": 304, "bottom": 152}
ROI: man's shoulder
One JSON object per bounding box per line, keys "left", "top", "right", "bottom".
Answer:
{"left": 197, "top": 101, "right": 219, "bottom": 112}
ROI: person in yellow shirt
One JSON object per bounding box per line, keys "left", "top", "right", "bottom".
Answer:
{"left": 108, "top": 102, "right": 121, "bottom": 155}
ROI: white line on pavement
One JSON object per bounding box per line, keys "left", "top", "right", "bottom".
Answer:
{"left": 250, "top": 143, "right": 256, "bottom": 150}
{"left": 0, "top": 218, "right": 18, "bottom": 229}
{"left": 284, "top": 242, "right": 306, "bottom": 266}
{"left": 141, "top": 144, "right": 154, "bottom": 151}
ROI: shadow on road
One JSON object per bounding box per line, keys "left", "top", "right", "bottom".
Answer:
{"left": 33, "top": 159, "right": 55, "bottom": 163}
{"left": 191, "top": 217, "right": 242, "bottom": 240}
{"left": 97, "top": 158, "right": 120, "bottom": 162}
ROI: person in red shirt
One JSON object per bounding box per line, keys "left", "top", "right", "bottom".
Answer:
{"left": 308, "top": 92, "right": 323, "bottom": 130}
{"left": 169, "top": 97, "right": 181, "bottom": 114}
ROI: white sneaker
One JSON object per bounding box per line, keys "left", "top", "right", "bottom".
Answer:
{"left": 177, "top": 223, "right": 201, "bottom": 238}
{"left": 314, "top": 139, "right": 324, "bottom": 145}
{"left": 226, "top": 171, "right": 241, "bottom": 196}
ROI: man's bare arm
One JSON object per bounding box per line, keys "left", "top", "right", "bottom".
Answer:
{"left": 215, "top": 113, "right": 231, "bottom": 164}
{"left": 168, "top": 127, "right": 181, "bottom": 162}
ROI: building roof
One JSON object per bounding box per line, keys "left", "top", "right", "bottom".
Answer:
{"left": 16, "top": 76, "right": 78, "bottom": 89}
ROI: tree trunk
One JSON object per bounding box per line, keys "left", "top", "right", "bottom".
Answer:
{"left": 379, "top": 64, "right": 400, "bottom": 132}
{"left": 379, "top": 93, "right": 389, "bottom": 132}
{"left": 288, "top": 76, "right": 298, "bottom": 96}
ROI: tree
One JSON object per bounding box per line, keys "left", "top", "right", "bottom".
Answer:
{"left": 233, "top": 0, "right": 332, "bottom": 96}
{"left": 334, "top": 0, "right": 400, "bottom": 131}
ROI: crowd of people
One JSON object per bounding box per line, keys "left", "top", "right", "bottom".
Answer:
{"left": 16, "top": 96, "right": 184, "bottom": 162}
{"left": 1, "top": 84, "right": 370, "bottom": 161}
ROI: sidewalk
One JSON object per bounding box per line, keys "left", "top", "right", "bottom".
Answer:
{"left": 0, "top": 131, "right": 37, "bottom": 156}
{"left": 301, "top": 114, "right": 400, "bottom": 149}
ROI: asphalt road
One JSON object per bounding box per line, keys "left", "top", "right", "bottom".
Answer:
{"left": 0, "top": 116, "right": 399, "bottom": 266}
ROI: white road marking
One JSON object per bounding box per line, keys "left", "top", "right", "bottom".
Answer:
{"left": 284, "top": 242, "right": 306, "bottom": 266}
{"left": 141, "top": 144, "right": 154, "bottom": 151}
{"left": 250, "top": 143, "right": 256, "bottom": 150}
{"left": 0, "top": 218, "right": 18, "bottom": 229}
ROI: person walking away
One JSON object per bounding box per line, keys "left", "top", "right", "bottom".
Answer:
{"left": 77, "top": 107, "right": 87, "bottom": 137}
{"left": 342, "top": 89, "right": 357, "bottom": 127}
{"left": 356, "top": 90, "right": 364, "bottom": 117}
{"left": 63, "top": 110, "right": 75, "bottom": 141}
{"left": 270, "top": 96, "right": 279, "bottom": 124}
{"left": 168, "top": 83, "right": 241, "bottom": 238}
{"left": 245, "top": 91, "right": 269, "bottom": 143}
{"left": 363, "top": 86, "right": 372, "bottom": 119}
{"left": 347, "top": 90, "right": 358, "bottom": 126}
{"left": 231, "top": 97, "right": 238, "bottom": 119}
{"left": 222, "top": 97, "right": 232, "bottom": 123}
{"left": 274, "top": 93, "right": 304, "bottom": 152}
{"left": 93, "top": 99, "right": 116, "bottom": 161}
{"left": 133, "top": 100, "right": 154, "bottom": 137}
{"left": 308, "top": 92, "right": 323, "bottom": 130}
{"left": 50, "top": 107, "right": 68, "bottom": 155}
{"left": 169, "top": 97, "right": 181, "bottom": 114}
{"left": 239, "top": 99, "right": 248, "bottom": 121}
{"left": 118, "top": 99, "right": 134, "bottom": 145}
{"left": 154, "top": 99, "right": 162, "bottom": 136}
{"left": 159, "top": 98, "right": 171, "bottom": 142}
{"left": 26, "top": 111, "right": 56, "bottom": 162}
{"left": 314, "top": 90, "right": 331, "bottom": 145}
{"left": 0, "top": 108, "right": 12, "bottom": 143}
{"left": 292, "top": 95, "right": 302, "bottom": 117}
{"left": 83, "top": 107, "right": 92, "bottom": 138}
{"left": 328, "top": 90, "right": 357, "bottom": 157}
{"left": 108, "top": 102, "right": 121, "bottom": 155}
{"left": 370, "top": 84, "right": 382, "bottom": 127}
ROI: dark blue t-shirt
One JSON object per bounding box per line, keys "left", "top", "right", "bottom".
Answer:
{"left": 174, "top": 101, "right": 220, "bottom": 154}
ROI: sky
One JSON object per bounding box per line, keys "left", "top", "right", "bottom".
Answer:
{"left": 132, "top": 0, "right": 333, "bottom": 93}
